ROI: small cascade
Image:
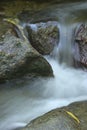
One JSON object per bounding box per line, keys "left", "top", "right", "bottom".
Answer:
{"left": 51, "top": 16, "right": 78, "bottom": 67}
{"left": 57, "top": 23, "right": 74, "bottom": 66}
{"left": 1, "top": 1, "right": 87, "bottom": 130}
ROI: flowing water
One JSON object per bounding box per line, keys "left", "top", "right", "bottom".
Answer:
{"left": 0, "top": 1, "right": 87, "bottom": 130}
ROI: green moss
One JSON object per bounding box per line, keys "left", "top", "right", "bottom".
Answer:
{"left": 0, "top": 51, "right": 5, "bottom": 56}
{"left": 0, "top": 0, "right": 51, "bottom": 18}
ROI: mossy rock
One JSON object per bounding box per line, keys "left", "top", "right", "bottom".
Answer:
{"left": 26, "top": 21, "right": 59, "bottom": 55}
{"left": 0, "top": 23, "right": 53, "bottom": 82}
{"left": 19, "top": 101, "right": 87, "bottom": 130}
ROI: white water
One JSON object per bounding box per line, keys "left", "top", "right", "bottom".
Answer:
{"left": 1, "top": 1, "right": 87, "bottom": 130}
{"left": 0, "top": 60, "right": 87, "bottom": 130}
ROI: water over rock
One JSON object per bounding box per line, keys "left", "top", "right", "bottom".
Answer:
{"left": 74, "top": 24, "right": 87, "bottom": 70}
{"left": 0, "top": 22, "right": 53, "bottom": 82}
{"left": 19, "top": 101, "right": 87, "bottom": 130}
{"left": 26, "top": 21, "right": 59, "bottom": 55}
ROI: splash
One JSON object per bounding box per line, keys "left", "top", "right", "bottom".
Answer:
{"left": 0, "top": 1, "right": 87, "bottom": 130}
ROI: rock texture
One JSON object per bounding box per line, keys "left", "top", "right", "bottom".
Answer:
{"left": 74, "top": 24, "right": 87, "bottom": 69}
{"left": 26, "top": 21, "right": 59, "bottom": 55}
{"left": 0, "top": 23, "right": 53, "bottom": 82}
{"left": 19, "top": 101, "right": 87, "bottom": 130}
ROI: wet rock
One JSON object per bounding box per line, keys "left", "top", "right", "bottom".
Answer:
{"left": 20, "top": 101, "right": 87, "bottom": 130}
{"left": 0, "top": 23, "right": 53, "bottom": 82}
{"left": 26, "top": 21, "right": 59, "bottom": 55}
{"left": 65, "top": 101, "right": 87, "bottom": 130}
{"left": 74, "top": 24, "right": 87, "bottom": 69}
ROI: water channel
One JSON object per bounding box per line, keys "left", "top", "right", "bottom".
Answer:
{"left": 0, "top": 1, "right": 87, "bottom": 130}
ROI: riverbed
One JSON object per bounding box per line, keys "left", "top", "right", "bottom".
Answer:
{"left": 0, "top": 1, "right": 87, "bottom": 130}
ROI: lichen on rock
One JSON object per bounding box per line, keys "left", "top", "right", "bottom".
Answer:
{"left": 0, "top": 20, "right": 53, "bottom": 82}
{"left": 74, "top": 23, "right": 87, "bottom": 69}
{"left": 26, "top": 21, "right": 59, "bottom": 55}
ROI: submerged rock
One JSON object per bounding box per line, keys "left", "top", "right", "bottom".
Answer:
{"left": 19, "top": 101, "right": 87, "bottom": 130}
{"left": 74, "top": 24, "right": 87, "bottom": 69}
{"left": 26, "top": 21, "right": 59, "bottom": 55}
{"left": 0, "top": 21, "right": 53, "bottom": 82}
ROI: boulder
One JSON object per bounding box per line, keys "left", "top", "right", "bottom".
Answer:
{"left": 74, "top": 24, "right": 87, "bottom": 69}
{"left": 26, "top": 21, "right": 59, "bottom": 55}
{"left": 65, "top": 101, "right": 87, "bottom": 130}
{"left": 19, "top": 101, "right": 87, "bottom": 130}
{"left": 0, "top": 22, "right": 53, "bottom": 82}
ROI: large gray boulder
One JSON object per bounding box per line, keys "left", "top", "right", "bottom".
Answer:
{"left": 0, "top": 22, "right": 53, "bottom": 82}
{"left": 26, "top": 21, "right": 59, "bottom": 55}
{"left": 74, "top": 24, "right": 87, "bottom": 69}
{"left": 19, "top": 101, "right": 87, "bottom": 130}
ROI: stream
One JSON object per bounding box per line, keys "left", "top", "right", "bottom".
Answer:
{"left": 0, "top": 1, "right": 87, "bottom": 130}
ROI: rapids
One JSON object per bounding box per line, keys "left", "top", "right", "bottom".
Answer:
{"left": 0, "top": 1, "right": 87, "bottom": 130}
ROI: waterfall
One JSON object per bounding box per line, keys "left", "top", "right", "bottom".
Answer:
{"left": 56, "top": 23, "right": 74, "bottom": 66}
{"left": 1, "top": 1, "right": 87, "bottom": 130}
